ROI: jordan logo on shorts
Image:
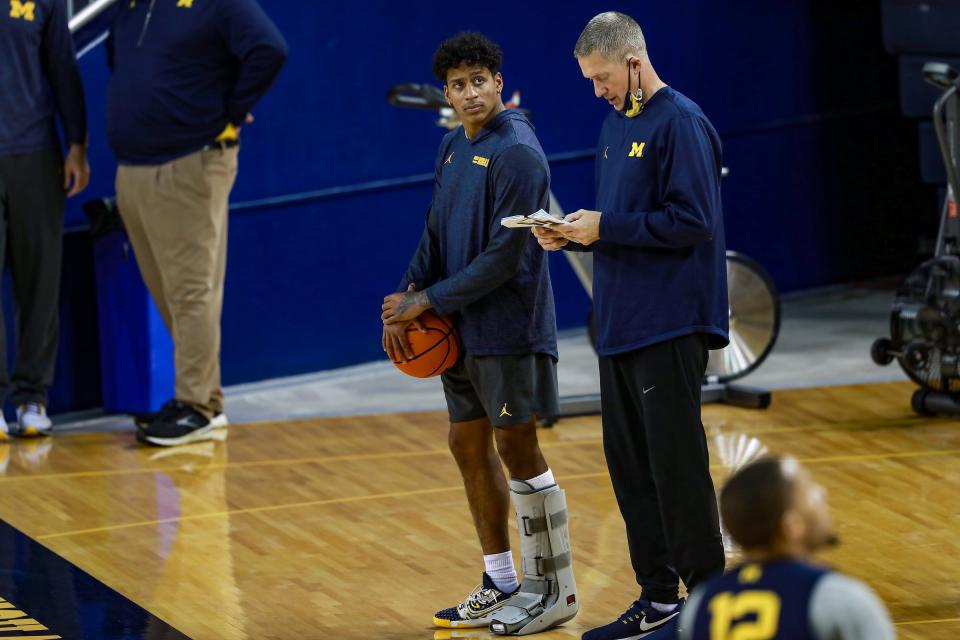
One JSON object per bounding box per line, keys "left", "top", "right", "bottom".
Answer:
{"left": 499, "top": 403, "right": 512, "bottom": 418}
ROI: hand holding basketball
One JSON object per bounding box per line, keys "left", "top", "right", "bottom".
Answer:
{"left": 382, "top": 283, "right": 430, "bottom": 325}
{"left": 385, "top": 309, "right": 460, "bottom": 378}
{"left": 383, "top": 319, "right": 423, "bottom": 363}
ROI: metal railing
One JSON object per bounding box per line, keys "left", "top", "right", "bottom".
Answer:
{"left": 68, "top": 0, "right": 116, "bottom": 32}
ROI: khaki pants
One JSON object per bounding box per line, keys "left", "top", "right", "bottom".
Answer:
{"left": 116, "top": 147, "right": 239, "bottom": 418}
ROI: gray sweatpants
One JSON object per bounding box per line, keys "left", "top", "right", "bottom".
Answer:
{"left": 0, "top": 149, "right": 65, "bottom": 406}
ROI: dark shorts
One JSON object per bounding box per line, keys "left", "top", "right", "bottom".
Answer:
{"left": 441, "top": 353, "right": 559, "bottom": 427}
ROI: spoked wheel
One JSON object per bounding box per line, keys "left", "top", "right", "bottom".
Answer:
{"left": 706, "top": 252, "right": 781, "bottom": 383}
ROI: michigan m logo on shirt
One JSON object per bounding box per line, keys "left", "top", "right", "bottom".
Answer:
{"left": 9, "top": 0, "right": 36, "bottom": 21}
{"left": 628, "top": 142, "right": 646, "bottom": 158}
{"left": 177, "top": 0, "right": 193, "bottom": 6}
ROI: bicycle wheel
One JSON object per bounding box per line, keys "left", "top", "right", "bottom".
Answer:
{"left": 706, "top": 251, "right": 781, "bottom": 383}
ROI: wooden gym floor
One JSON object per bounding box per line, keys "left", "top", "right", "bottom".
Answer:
{"left": 0, "top": 380, "right": 956, "bottom": 639}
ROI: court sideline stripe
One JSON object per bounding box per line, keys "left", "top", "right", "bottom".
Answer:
{"left": 0, "top": 416, "right": 937, "bottom": 484}
{"left": 33, "top": 447, "right": 960, "bottom": 541}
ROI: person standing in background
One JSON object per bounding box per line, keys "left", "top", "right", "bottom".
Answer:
{"left": 0, "top": 0, "right": 89, "bottom": 438}
{"left": 106, "top": 0, "right": 287, "bottom": 446}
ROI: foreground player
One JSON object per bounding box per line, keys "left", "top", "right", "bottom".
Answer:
{"left": 652, "top": 456, "right": 895, "bottom": 639}
{"left": 381, "top": 32, "right": 578, "bottom": 636}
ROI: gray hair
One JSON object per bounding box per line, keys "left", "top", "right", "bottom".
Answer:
{"left": 573, "top": 12, "right": 647, "bottom": 62}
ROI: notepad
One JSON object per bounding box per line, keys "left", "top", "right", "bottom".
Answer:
{"left": 500, "top": 209, "right": 569, "bottom": 228}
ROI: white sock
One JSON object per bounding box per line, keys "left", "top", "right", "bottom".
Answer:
{"left": 484, "top": 551, "right": 519, "bottom": 594}
{"left": 650, "top": 601, "right": 679, "bottom": 613}
{"left": 525, "top": 468, "right": 556, "bottom": 491}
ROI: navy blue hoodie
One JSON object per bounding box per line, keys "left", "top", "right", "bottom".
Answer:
{"left": 0, "top": 0, "right": 86, "bottom": 156}
{"left": 586, "top": 86, "right": 729, "bottom": 356}
{"left": 400, "top": 109, "right": 558, "bottom": 358}
{"left": 106, "top": 0, "right": 287, "bottom": 165}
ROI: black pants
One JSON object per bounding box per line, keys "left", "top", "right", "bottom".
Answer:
{"left": 0, "top": 150, "right": 64, "bottom": 406}
{"left": 599, "top": 333, "right": 724, "bottom": 603}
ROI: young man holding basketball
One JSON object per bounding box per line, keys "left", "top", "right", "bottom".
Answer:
{"left": 381, "top": 32, "right": 579, "bottom": 636}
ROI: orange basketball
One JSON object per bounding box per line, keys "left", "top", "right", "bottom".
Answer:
{"left": 391, "top": 310, "right": 460, "bottom": 378}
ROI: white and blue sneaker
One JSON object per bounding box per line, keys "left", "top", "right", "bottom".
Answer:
{"left": 434, "top": 573, "right": 518, "bottom": 629}
{"left": 582, "top": 598, "right": 683, "bottom": 640}
{"left": 13, "top": 403, "right": 52, "bottom": 437}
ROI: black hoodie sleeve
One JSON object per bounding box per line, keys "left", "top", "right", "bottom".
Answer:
{"left": 43, "top": 0, "right": 86, "bottom": 146}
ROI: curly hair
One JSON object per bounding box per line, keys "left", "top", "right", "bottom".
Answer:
{"left": 432, "top": 32, "right": 503, "bottom": 82}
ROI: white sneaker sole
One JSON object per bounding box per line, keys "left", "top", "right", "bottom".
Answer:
{"left": 12, "top": 424, "right": 52, "bottom": 438}
{"left": 137, "top": 413, "right": 229, "bottom": 431}
{"left": 144, "top": 424, "right": 215, "bottom": 447}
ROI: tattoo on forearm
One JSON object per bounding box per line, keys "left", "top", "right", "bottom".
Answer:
{"left": 396, "top": 290, "right": 431, "bottom": 318}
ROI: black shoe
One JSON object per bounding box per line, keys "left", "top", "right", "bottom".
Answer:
{"left": 136, "top": 407, "right": 227, "bottom": 431}
{"left": 140, "top": 401, "right": 213, "bottom": 447}
{"left": 132, "top": 399, "right": 179, "bottom": 429}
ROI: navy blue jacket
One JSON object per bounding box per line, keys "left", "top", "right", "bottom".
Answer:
{"left": 0, "top": 0, "right": 86, "bottom": 156}
{"left": 106, "top": 0, "right": 287, "bottom": 165}
{"left": 400, "top": 110, "right": 558, "bottom": 358}
{"left": 581, "top": 87, "right": 728, "bottom": 356}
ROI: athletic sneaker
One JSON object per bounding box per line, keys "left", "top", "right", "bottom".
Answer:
{"left": 140, "top": 401, "right": 213, "bottom": 447}
{"left": 581, "top": 598, "right": 683, "bottom": 640}
{"left": 132, "top": 400, "right": 178, "bottom": 429}
{"left": 0, "top": 413, "right": 8, "bottom": 442}
{"left": 13, "top": 403, "right": 52, "bottom": 437}
{"left": 433, "top": 573, "right": 518, "bottom": 629}
{"left": 135, "top": 403, "right": 228, "bottom": 430}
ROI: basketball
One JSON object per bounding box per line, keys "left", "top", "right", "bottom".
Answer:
{"left": 391, "top": 310, "right": 460, "bottom": 378}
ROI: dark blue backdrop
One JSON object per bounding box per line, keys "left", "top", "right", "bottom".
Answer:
{"left": 38, "top": 0, "right": 933, "bottom": 413}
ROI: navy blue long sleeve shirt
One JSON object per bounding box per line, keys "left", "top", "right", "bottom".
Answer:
{"left": 0, "top": 0, "right": 86, "bottom": 156}
{"left": 400, "top": 110, "right": 558, "bottom": 358}
{"left": 587, "top": 87, "right": 729, "bottom": 356}
{"left": 106, "top": 0, "right": 288, "bottom": 165}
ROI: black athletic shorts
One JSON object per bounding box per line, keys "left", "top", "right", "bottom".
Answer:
{"left": 441, "top": 353, "right": 559, "bottom": 427}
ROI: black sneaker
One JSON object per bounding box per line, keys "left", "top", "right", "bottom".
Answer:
{"left": 140, "top": 401, "right": 213, "bottom": 447}
{"left": 136, "top": 406, "right": 227, "bottom": 431}
{"left": 132, "top": 399, "right": 179, "bottom": 429}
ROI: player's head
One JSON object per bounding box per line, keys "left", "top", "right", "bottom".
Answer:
{"left": 433, "top": 32, "right": 505, "bottom": 134}
{"left": 720, "top": 456, "right": 837, "bottom": 558}
{"left": 574, "top": 12, "right": 647, "bottom": 112}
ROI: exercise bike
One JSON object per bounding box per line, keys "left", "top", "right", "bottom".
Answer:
{"left": 872, "top": 62, "right": 960, "bottom": 416}
{"left": 387, "top": 83, "right": 781, "bottom": 415}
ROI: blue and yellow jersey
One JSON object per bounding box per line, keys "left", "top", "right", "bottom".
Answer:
{"left": 684, "top": 560, "right": 828, "bottom": 640}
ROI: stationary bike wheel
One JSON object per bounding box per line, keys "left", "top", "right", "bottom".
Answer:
{"left": 706, "top": 252, "right": 781, "bottom": 383}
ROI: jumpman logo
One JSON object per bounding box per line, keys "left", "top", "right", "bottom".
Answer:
{"left": 445, "top": 151, "right": 455, "bottom": 165}
{"left": 603, "top": 146, "right": 609, "bottom": 160}
{"left": 499, "top": 403, "right": 512, "bottom": 418}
